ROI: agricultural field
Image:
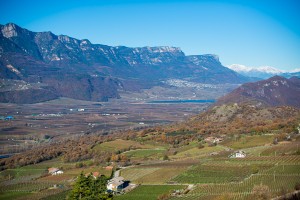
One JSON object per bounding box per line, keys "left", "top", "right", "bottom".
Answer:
{"left": 117, "top": 139, "right": 300, "bottom": 199}
{"left": 0, "top": 156, "right": 113, "bottom": 200}
{"left": 120, "top": 159, "right": 197, "bottom": 184}
{"left": 170, "top": 172, "right": 300, "bottom": 200}
{"left": 1, "top": 107, "right": 300, "bottom": 200}
{"left": 93, "top": 139, "right": 164, "bottom": 153}
{"left": 121, "top": 166, "right": 187, "bottom": 184}
{"left": 114, "top": 185, "right": 186, "bottom": 200}
{"left": 260, "top": 141, "right": 300, "bottom": 156}
{"left": 170, "top": 145, "right": 226, "bottom": 159}
{"left": 0, "top": 98, "right": 207, "bottom": 155}
{"left": 123, "top": 149, "right": 166, "bottom": 160}
{"left": 221, "top": 134, "right": 274, "bottom": 149}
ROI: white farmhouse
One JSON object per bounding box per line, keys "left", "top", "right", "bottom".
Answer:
{"left": 229, "top": 151, "right": 246, "bottom": 158}
{"left": 48, "top": 168, "right": 64, "bottom": 175}
{"left": 107, "top": 177, "right": 127, "bottom": 192}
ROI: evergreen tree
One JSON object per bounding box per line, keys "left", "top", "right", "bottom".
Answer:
{"left": 68, "top": 172, "right": 113, "bottom": 200}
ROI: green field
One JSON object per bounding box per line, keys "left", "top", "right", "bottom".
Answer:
{"left": 124, "top": 149, "right": 166, "bottom": 159}
{"left": 169, "top": 154, "right": 300, "bottom": 199}
{"left": 0, "top": 191, "right": 31, "bottom": 200}
{"left": 121, "top": 167, "right": 188, "bottom": 184}
{"left": 170, "top": 145, "right": 226, "bottom": 159}
{"left": 114, "top": 185, "right": 186, "bottom": 200}
{"left": 0, "top": 167, "right": 46, "bottom": 182}
{"left": 170, "top": 173, "right": 300, "bottom": 200}
{"left": 41, "top": 189, "right": 70, "bottom": 200}
{"left": 222, "top": 135, "right": 274, "bottom": 149}
{"left": 0, "top": 157, "right": 112, "bottom": 200}
{"left": 261, "top": 142, "right": 300, "bottom": 156}
{"left": 172, "top": 160, "right": 267, "bottom": 184}
{"left": 93, "top": 139, "right": 159, "bottom": 153}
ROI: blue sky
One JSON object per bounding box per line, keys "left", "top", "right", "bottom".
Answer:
{"left": 0, "top": 0, "right": 300, "bottom": 70}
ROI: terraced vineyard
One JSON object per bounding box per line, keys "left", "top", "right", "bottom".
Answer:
{"left": 1, "top": 128, "right": 300, "bottom": 200}
{"left": 114, "top": 185, "right": 186, "bottom": 200}
{"left": 168, "top": 155, "right": 300, "bottom": 199}
{"left": 120, "top": 167, "right": 160, "bottom": 182}
{"left": 221, "top": 135, "right": 274, "bottom": 149}
{"left": 260, "top": 142, "right": 300, "bottom": 156}
{"left": 0, "top": 181, "right": 60, "bottom": 200}
{"left": 170, "top": 174, "right": 300, "bottom": 200}
{"left": 120, "top": 160, "right": 194, "bottom": 184}
{"left": 0, "top": 157, "right": 112, "bottom": 200}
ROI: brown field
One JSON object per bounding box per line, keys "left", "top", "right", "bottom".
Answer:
{"left": 0, "top": 97, "right": 210, "bottom": 155}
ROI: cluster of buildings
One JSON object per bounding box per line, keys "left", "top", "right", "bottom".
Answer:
{"left": 164, "top": 79, "right": 219, "bottom": 89}
{"left": 48, "top": 165, "right": 129, "bottom": 193}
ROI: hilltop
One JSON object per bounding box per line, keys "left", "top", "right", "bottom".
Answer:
{"left": 217, "top": 76, "right": 300, "bottom": 108}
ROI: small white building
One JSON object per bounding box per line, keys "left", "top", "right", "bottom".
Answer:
{"left": 107, "top": 177, "right": 127, "bottom": 191}
{"left": 48, "top": 168, "right": 64, "bottom": 175}
{"left": 229, "top": 151, "right": 246, "bottom": 158}
{"left": 53, "top": 170, "right": 64, "bottom": 175}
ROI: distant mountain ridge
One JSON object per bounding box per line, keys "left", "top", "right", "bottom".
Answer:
{"left": 217, "top": 76, "right": 300, "bottom": 108}
{"left": 0, "top": 23, "right": 251, "bottom": 103}
{"left": 227, "top": 64, "right": 300, "bottom": 79}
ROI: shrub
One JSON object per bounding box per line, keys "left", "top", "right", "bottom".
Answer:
{"left": 198, "top": 143, "right": 204, "bottom": 149}
{"left": 252, "top": 184, "right": 270, "bottom": 200}
{"left": 295, "top": 182, "right": 300, "bottom": 190}
{"left": 157, "top": 193, "right": 169, "bottom": 200}
{"left": 75, "top": 162, "right": 84, "bottom": 168}
{"left": 163, "top": 155, "right": 169, "bottom": 161}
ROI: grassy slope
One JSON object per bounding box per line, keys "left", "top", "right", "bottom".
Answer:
{"left": 93, "top": 139, "right": 163, "bottom": 153}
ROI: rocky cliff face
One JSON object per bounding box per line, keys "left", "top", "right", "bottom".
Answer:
{"left": 0, "top": 23, "right": 251, "bottom": 103}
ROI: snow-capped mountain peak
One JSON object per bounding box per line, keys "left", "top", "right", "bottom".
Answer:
{"left": 227, "top": 64, "right": 300, "bottom": 79}
{"left": 227, "top": 64, "right": 283, "bottom": 74}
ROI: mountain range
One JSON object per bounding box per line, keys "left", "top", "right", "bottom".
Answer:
{"left": 227, "top": 64, "right": 300, "bottom": 79}
{"left": 0, "top": 23, "right": 251, "bottom": 103}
